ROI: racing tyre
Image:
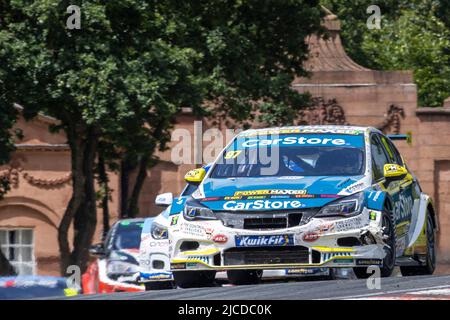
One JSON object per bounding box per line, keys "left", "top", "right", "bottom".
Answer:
{"left": 400, "top": 211, "right": 436, "bottom": 276}
{"left": 144, "top": 281, "right": 175, "bottom": 290}
{"left": 353, "top": 208, "right": 396, "bottom": 279}
{"left": 321, "top": 268, "right": 337, "bottom": 280}
{"left": 227, "top": 270, "right": 263, "bottom": 285}
{"left": 173, "top": 271, "right": 216, "bottom": 288}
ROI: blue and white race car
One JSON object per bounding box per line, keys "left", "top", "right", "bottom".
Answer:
{"left": 168, "top": 126, "right": 437, "bottom": 287}
{"left": 138, "top": 166, "right": 334, "bottom": 290}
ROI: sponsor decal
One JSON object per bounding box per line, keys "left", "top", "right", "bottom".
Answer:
{"left": 180, "top": 223, "right": 205, "bottom": 237}
{"left": 223, "top": 199, "right": 303, "bottom": 211}
{"left": 146, "top": 240, "right": 169, "bottom": 248}
{"left": 201, "top": 197, "right": 221, "bottom": 201}
{"left": 239, "top": 128, "right": 363, "bottom": 137}
{"left": 145, "top": 240, "right": 169, "bottom": 248}
{"left": 316, "top": 223, "right": 335, "bottom": 234}
{"left": 201, "top": 194, "right": 339, "bottom": 202}
{"left": 369, "top": 211, "right": 377, "bottom": 221}
{"left": 319, "top": 194, "right": 340, "bottom": 198}
{"left": 234, "top": 189, "right": 307, "bottom": 196}
{"left": 171, "top": 263, "right": 186, "bottom": 270}
{"left": 345, "top": 181, "right": 366, "bottom": 193}
{"left": 286, "top": 268, "right": 317, "bottom": 275}
{"left": 204, "top": 225, "right": 215, "bottom": 240}
{"left": 170, "top": 215, "right": 179, "bottom": 226}
{"left": 334, "top": 216, "right": 367, "bottom": 232}
{"left": 224, "top": 196, "right": 243, "bottom": 200}
{"left": 277, "top": 176, "right": 304, "bottom": 180}
{"left": 393, "top": 193, "right": 413, "bottom": 223}
{"left": 142, "top": 272, "right": 172, "bottom": 280}
{"left": 356, "top": 259, "right": 383, "bottom": 266}
{"left": 373, "top": 191, "right": 382, "bottom": 201}
{"left": 295, "top": 194, "right": 316, "bottom": 198}
{"left": 170, "top": 197, "right": 187, "bottom": 215}
{"left": 302, "top": 232, "right": 319, "bottom": 242}
{"left": 235, "top": 235, "right": 294, "bottom": 247}
{"left": 212, "top": 234, "right": 228, "bottom": 244}
{"left": 241, "top": 136, "right": 347, "bottom": 148}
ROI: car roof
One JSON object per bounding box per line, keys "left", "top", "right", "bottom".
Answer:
{"left": 239, "top": 125, "right": 381, "bottom": 136}
{"left": 112, "top": 218, "right": 146, "bottom": 227}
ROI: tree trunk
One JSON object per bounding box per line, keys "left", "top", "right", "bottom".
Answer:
{"left": 0, "top": 250, "right": 16, "bottom": 276}
{"left": 97, "top": 155, "right": 110, "bottom": 240}
{"left": 119, "top": 160, "right": 131, "bottom": 218}
{"left": 127, "top": 153, "right": 150, "bottom": 218}
{"left": 58, "top": 127, "right": 99, "bottom": 275}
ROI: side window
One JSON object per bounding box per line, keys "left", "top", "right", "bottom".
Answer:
{"left": 380, "top": 135, "right": 402, "bottom": 165}
{"left": 181, "top": 183, "right": 199, "bottom": 197}
{"left": 385, "top": 138, "right": 404, "bottom": 166}
{"left": 370, "top": 134, "right": 390, "bottom": 181}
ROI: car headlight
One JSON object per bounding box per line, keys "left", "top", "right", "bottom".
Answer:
{"left": 316, "top": 192, "right": 364, "bottom": 217}
{"left": 151, "top": 222, "right": 168, "bottom": 240}
{"left": 183, "top": 199, "right": 217, "bottom": 221}
{"left": 107, "top": 261, "right": 139, "bottom": 277}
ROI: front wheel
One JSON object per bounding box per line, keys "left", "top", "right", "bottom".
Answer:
{"left": 227, "top": 270, "right": 263, "bottom": 285}
{"left": 400, "top": 211, "right": 436, "bottom": 276}
{"left": 173, "top": 271, "right": 216, "bottom": 288}
{"left": 354, "top": 209, "right": 396, "bottom": 279}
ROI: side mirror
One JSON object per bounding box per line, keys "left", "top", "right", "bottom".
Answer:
{"left": 155, "top": 192, "right": 173, "bottom": 207}
{"left": 184, "top": 168, "right": 206, "bottom": 183}
{"left": 89, "top": 243, "right": 105, "bottom": 256}
{"left": 383, "top": 163, "right": 408, "bottom": 181}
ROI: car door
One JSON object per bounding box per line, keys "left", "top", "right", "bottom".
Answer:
{"left": 370, "top": 134, "right": 410, "bottom": 242}
{"left": 383, "top": 136, "right": 420, "bottom": 247}
{"left": 377, "top": 134, "right": 415, "bottom": 254}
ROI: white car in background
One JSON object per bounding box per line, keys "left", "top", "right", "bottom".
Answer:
{"left": 138, "top": 212, "right": 174, "bottom": 290}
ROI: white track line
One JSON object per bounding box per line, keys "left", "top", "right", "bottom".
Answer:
{"left": 319, "top": 284, "right": 450, "bottom": 300}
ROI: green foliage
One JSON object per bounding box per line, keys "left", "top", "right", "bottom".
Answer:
{"left": 362, "top": 10, "right": 450, "bottom": 107}
{"left": 0, "top": 0, "right": 323, "bottom": 270}
{"left": 321, "top": 0, "right": 450, "bottom": 107}
{"left": 0, "top": 177, "right": 10, "bottom": 200}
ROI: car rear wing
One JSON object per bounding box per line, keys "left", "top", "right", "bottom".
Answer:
{"left": 387, "top": 131, "right": 412, "bottom": 145}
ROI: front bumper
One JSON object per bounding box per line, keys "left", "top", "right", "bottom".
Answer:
{"left": 138, "top": 237, "right": 173, "bottom": 283}
{"left": 169, "top": 208, "right": 387, "bottom": 271}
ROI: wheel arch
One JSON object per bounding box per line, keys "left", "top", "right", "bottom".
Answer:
{"left": 384, "top": 194, "right": 394, "bottom": 213}
{"left": 426, "top": 200, "right": 438, "bottom": 231}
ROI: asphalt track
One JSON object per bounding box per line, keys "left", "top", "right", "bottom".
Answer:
{"left": 63, "top": 274, "right": 450, "bottom": 300}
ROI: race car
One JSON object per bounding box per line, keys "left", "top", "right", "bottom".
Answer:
{"left": 168, "top": 125, "right": 437, "bottom": 287}
{"left": 138, "top": 214, "right": 174, "bottom": 289}
{"left": 82, "top": 219, "right": 145, "bottom": 294}
{"left": 138, "top": 167, "right": 335, "bottom": 289}
{"left": 0, "top": 276, "right": 80, "bottom": 299}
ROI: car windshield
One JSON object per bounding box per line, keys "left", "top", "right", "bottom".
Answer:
{"left": 210, "top": 133, "right": 365, "bottom": 178}
{"left": 112, "top": 220, "right": 144, "bottom": 250}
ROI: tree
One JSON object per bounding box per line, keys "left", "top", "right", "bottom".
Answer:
{"left": 0, "top": 9, "right": 19, "bottom": 275}
{"left": 362, "top": 9, "right": 450, "bottom": 107}
{"left": 321, "top": 0, "right": 450, "bottom": 107}
{"left": 0, "top": 0, "right": 323, "bottom": 274}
